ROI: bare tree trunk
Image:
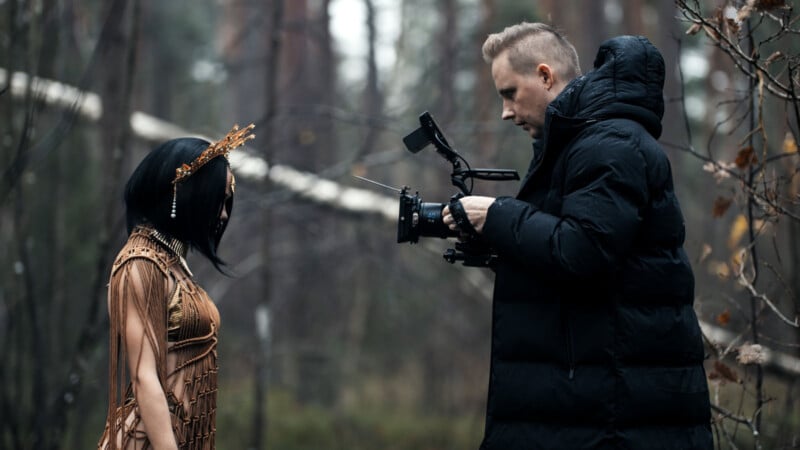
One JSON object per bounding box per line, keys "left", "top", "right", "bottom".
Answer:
{"left": 536, "top": 0, "right": 561, "bottom": 25}
{"left": 337, "top": 243, "right": 370, "bottom": 411}
{"left": 8, "top": 0, "right": 45, "bottom": 444}
{"left": 336, "top": 0, "right": 382, "bottom": 411}
{"left": 141, "top": 0, "right": 174, "bottom": 119}
{"left": 359, "top": 0, "right": 382, "bottom": 158}
{"left": 50, "top": 0, "right": 141, "bottom": 447}
{"left": 437, "top": 0, "right": 457, "bottom": 123}
{"left": 577, "top": 0, "right": 607, "bottom": 68}
{"left": 622, "top": 0, "right": 645, "bottom": 36}
{"left": 655, "top": 0, "right": 688, "bottom": 172}
{"left": 0, "top": 0, "right": 139, "bottom": 447}
{"left": 535, "top": 0, "right": 601, "bottom": 73}
{"left": 31, "top": 0, "right": 61, "bottom": 442}
{"left": 0, "top": 0, "right": 33, "bottom": 204}
{"left": 270, "top": 0, "right": 342, "bottom": 410}
{"left": 0, "top": 0, "right": 24, "bottom": 444}
{"left": 744, "top": 24, "right": 765, "bottom": 438}
{"left": 474, "top": 0, "right": 497, "bottom": 165}
{"left": 255, "top": 0, "right": 285, "bottom": 446}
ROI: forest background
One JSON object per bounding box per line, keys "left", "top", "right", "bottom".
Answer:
{"left": 1, "top": 0, "right": 799, "bottom": 449}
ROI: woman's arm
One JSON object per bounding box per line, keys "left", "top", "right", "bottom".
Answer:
{"left": 119, "top": 261, "right": 179, "bottom": 450}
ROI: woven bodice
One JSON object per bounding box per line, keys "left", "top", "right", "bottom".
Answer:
{"left": 100, "top": 226, "right": 220, "bottom": 450}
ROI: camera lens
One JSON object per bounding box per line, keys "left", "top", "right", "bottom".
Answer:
{"left": 418, "top": 202, "right": 456, "bottom": 239}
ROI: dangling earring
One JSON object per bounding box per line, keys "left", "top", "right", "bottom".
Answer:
{"left": 171, "top": 184, "right": 178, "bottom": 219}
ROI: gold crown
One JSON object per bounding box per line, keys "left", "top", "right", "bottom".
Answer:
{"left": 170, "top": 123, "right": 255, "bottom": 218}
{"left": 172, "top": 123, "right": 255, "bottom": 185}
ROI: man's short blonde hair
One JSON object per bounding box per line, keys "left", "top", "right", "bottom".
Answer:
{"left": 482, "top": 22, "right": 581, "bottom": 81}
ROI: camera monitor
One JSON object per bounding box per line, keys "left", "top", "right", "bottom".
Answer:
{"left": 402, "top": 112, "right": 460, "bottom": 164}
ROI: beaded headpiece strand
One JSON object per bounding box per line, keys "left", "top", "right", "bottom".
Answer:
{"left": 170, "top": 123, "right": 255, "bottom": 218}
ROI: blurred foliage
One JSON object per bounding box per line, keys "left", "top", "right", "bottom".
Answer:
{"left": 219, "top": 386, "right": 484, "bottom": 450}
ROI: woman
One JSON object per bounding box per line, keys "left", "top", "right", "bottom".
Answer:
{"left": 98, "top": 125, "right": 254, "bottom": 450}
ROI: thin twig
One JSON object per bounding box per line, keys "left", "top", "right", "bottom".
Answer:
{"left": 712, "top": 403, "right": 760, "bottom": 436}
{"left": 735, "top": 249, "right": 800, "bottom": 327}
{"left": 737, "top": 271, "right": 800, "bottom": 327}
{"left": 677, "top": 0, "right": 795, "bottom": 100}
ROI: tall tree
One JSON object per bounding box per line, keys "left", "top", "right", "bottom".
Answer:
{"left": 677, "top": 1, "right": 800, "bottom": 446}
{"left": 0, "top": 0, "right": 141, "bottom": 447}
{"left": 436, "top": 0, "right": 458, "bottom": 123}
{"left": 473, "top": 0, "right": 497, "bottom": 164}
{"left": 258, "top": 0, "right": 284, "bottom": 446}
{"left": 52, "top": 0, "right": 141, "bottom": 446}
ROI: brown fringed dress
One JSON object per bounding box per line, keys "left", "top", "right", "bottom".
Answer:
{"left": 99, "top": 226, "right": 220, "bottom": 449}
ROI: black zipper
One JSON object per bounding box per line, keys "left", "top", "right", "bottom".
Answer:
{"left": 563, "top": 305, "right": 576, "bottom": 380}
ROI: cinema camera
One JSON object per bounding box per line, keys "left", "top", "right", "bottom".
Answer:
{"left": 396, "top": 112, "right": 519, "bottom": 267}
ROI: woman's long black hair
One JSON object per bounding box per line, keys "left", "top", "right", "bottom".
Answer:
{"left": 124, "top": 137, "right": 232, "bottom": 273}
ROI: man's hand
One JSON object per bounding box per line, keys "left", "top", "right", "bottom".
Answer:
{"left": 442, "top": 196, "right": 496, "bottom": 234}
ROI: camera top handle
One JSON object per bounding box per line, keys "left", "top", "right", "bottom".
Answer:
{"left": 403, "top": 111, "right": 519, "bottom": 195}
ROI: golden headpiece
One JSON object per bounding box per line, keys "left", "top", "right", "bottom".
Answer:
{"left": 170, "top": 123, "right": 255, "bottom": 218}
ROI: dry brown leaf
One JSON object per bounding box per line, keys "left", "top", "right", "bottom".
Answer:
{"left": 728, "top": 215, "right": 749, "bottom": 249}
{"left": 686, "top": 23, "right": 703, "bottom": 35}
{"left": 703, "top": 24, "right": 722, "bottom": 43}
{"left": 723, "top": 6, "right": 741, "bottom": 35}
{"left": 756, "top": 0, "right": 787, "bottom": 10}
{"left": 712, "top": 196, "right": 733, "bottom": 218}
{"left": 713, "top": 360, "right": 740, "bottom": 384}
{"left": 699, "top": 243, "right": 713, "bottom": 264}
{"left": 735, "top": 146, "right": 758, "bottom": 169}
{"left": 710, "top": 8, "right": 731, "bottom": 37}
{"left": 737, "top": 2, "right": 755, "bottom": 22}
{"left": 711, "top": 261, "right": 730, "bottom": 279}
{"left": 783, "top": 132, "right": 798, "bottom": 154}
{"left": 716, "top": 309, "right": 731, "bottom": 326}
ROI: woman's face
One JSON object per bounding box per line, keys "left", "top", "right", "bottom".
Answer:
{"left": 213, "top": 168, "right": 234, "bottom": 244}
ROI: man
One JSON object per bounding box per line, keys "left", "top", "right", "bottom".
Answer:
{"left": 443, "top": 23, "right": 712, "bottom": 449}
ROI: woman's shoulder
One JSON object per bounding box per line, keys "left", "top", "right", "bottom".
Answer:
{"left": 111, "top": 227, "right": 175, "bottom": 277}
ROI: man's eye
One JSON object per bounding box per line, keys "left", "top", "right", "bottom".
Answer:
{"left": 500, "top": 89, "right": 515, "bottom": 100}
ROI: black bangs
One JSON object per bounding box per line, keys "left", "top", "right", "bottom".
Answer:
{"left": 124, "top": 137, "right": 232, "bottom": 274}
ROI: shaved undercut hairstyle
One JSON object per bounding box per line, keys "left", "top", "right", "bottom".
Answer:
{"left": 482, "top": 22, "right": 581, "bottom": 81}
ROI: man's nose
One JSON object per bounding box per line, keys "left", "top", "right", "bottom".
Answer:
{"left": 220, "top": 208, "right": 228, "bottom": 221}
{"left": 501, "top": 107, "right": 514, "bottom": 120}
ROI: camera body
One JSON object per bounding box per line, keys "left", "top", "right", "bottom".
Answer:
{"left": 397, "top": 187, "right": 500, "bottom": 267}
{"left": 395, "top": 112, "right": 519, "bottom": 267}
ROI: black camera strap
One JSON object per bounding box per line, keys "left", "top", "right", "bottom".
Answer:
{"left": 448, "top": 198, "right": 478, "bottom": 237}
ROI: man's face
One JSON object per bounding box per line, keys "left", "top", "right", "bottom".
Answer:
{"left": 491, "top": 50, "right": 554, "bottom": 139}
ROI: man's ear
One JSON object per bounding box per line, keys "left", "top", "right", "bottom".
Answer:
{"left": 537, "top": 63, "right": 555, "bottom": 90}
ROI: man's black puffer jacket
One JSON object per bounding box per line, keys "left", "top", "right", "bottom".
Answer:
{"left": 479, "top": 36, "right": 712, "bottom": 449}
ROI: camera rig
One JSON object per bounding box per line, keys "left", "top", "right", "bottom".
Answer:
{"left": 398, "top": 111, "right": 519, "bottom": 267}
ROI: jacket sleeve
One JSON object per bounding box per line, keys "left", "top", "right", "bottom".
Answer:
{"left": 483, "top": 125, "right": 649, "bottom": 279}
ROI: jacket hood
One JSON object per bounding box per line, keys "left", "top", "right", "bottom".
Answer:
{"left": 548, "top": 35, "right": 665, "bottom": 139}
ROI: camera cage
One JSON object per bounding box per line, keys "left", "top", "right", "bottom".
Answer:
{"left": 403, "top": 111, "right": 519, "bottom": 196}
{"left": 401, "top": 111, "right": 520, "bottom": 267}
